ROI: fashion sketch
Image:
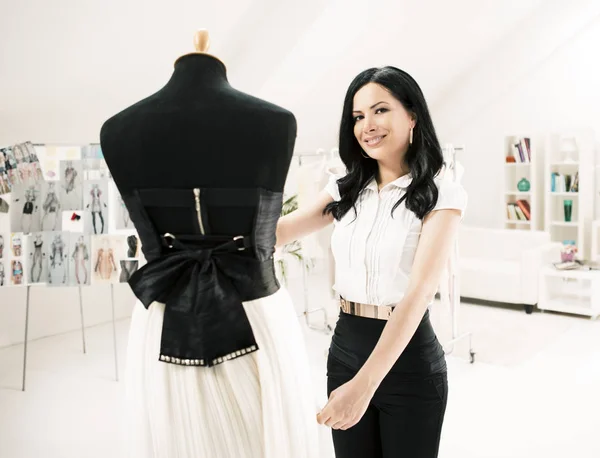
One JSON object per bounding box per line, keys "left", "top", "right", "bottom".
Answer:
{"left": 119, "top": 260, "right": 138, "bottom": 283}
{"left": 47, "top": 231, "right": 69, "bottom": 286}
{"left": 24, "top": 142, "right": 39, "bottom": 163}
{"left": 60, "top": 160, "right": 83, "bottom": 210}
{"left": 41, "top": 181, "right": 62, "bottom": 231}
{"left": 91, "top": 235, "right": 123, "bottom": 284}
{"left": 2, "top": 147, "right": 16, "bottom": 169}
{"left": 0, "top": 150, "right": 5, "bottom": 174}
{"left": 116, "top": 193, "right": 134, "bottom": 229}
{"left": 127, "top": 235, "right": 139, "bottom": 258}
{"left": 81, "top": 145, "right": 107, "bottom": 179}
{"left": 82, "top": 144, "right": 104, "bottom": 160}
{"left": 84, "top": 180, "right": 109, "bottom": 235}
{"left": 10, "top": 184, "right": 41, "bottom": 234}
{"left": 0, "top": 197, "right": 9, "bottom": 213}
{"left": 0, "top": 262, "right": 5, "bottom": 286}
{"left": 11, "top": 233, "right": 23, "bottom": 257}
{"left": 0, "top": 175, "right": 9, "bottom": 194}
{"left": 11, "top": 260, "right": 23, "bottom": 285}
{"left": 27, "top": 232, "right": 48, "bottom": 284}
{"left": 0, "top": 154, "right": 7, "bottom": 194}
{"left": 12, "top": 144, "right": 26, "bottom": 164}
{"left": 68, "top": 234, "right": 91, "bottom": 286}
{"left": 0, "top": 234, "right": 4, "bottom": 259}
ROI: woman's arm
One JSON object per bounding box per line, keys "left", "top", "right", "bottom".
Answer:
{"left": 356, "top": 208, "right": 462, "bottom": 387}
{"left": 275, "top": 190, "right": 335, "bottom": 248}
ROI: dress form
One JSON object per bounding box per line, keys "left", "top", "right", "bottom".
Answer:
{"left": 100, "top": 30, "right": 297, "bottom": 244}
{"left": 99, "top": 31, "right": 319, "bottom": 458}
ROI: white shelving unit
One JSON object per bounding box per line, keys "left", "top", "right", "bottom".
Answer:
{"left": 538, "top": 266, "right": 600, "bottom": 319}
{"left": 503, "top": 135, "right": 543, "bottom": 230}
{"left": 592, "top": 220, "right": 600, "bottom": 263}
{"left": 543, "top": 132, "right": 595, "bottom": 260}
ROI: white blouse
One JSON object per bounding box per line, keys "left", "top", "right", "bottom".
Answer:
{"left": 325, "top": 172, "right": 467, "bottom": 307}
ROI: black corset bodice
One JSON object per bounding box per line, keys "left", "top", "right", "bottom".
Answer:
{"left": 121, "top": 187, "right": 283, "bottom": 367}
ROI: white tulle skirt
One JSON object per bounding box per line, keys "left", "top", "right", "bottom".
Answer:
{"left": 125, "top": 287, "right": 320, "bottom": 458}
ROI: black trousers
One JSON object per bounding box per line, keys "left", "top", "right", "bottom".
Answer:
{"left": 327, "top": 355, "right": 448, "bottom": 458}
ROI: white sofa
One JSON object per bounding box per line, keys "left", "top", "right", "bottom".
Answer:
{"left": 458, "top": 226, "right": 561, "bottom": 313}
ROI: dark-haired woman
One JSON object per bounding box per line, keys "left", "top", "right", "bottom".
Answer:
{"left": 276, "top": 66, "right": 466, "bottom": 458}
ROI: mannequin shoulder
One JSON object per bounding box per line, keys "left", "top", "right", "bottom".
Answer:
{"left": 230, "top": 88, "right": 297, "bottom": 131}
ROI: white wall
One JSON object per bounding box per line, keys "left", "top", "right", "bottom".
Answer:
{"left": 1, "top": 0, "right": 599, "bottom": 345}
{"left": 435, "top": 4, "right": 600, "bottom": 228}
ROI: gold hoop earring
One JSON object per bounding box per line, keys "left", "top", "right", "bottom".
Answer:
{"left": 409, "top": 127, "right": 414, "bottom": 145}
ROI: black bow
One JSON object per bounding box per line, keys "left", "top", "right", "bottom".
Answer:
{"left": 128, "top": 239, "right": 259, "bottom": 367}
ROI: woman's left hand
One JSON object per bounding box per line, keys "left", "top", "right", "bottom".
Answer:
{"left": 316, "top": 376, "right": 377, "bottom": 430}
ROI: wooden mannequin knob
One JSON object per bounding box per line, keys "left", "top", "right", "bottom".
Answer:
{"left": 194, "top": 29, "right": 210, "bottom": 53}
{"left": 175, "top": 28, "right": 225, "bottom": 70}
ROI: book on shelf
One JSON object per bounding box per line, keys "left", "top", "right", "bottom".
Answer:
{"left": 506, "top": 201, "right": 530, "bottom": 221}
{"left": 515, "top": 199, "right": 531, "bottom": 220}
{"left": 570, "top": 171, "right": 579, "bottom": 192}
{"left": 507, "top": 137, "right": 531, "bottom": 163}
{"left": 551, "top": 172, "right": 576, "bottom": 193}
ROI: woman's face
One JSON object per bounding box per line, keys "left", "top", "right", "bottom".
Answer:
{"left": 352, "top": 82, "right": 415, "bottom": 164}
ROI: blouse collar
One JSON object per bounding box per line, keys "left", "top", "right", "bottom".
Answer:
{"left": 365, "top": 173, "right": 412, "bottom": 192}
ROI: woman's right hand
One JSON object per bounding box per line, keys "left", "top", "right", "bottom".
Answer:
{"left": 275, "top": 190, "right": 335, "bottom": 248}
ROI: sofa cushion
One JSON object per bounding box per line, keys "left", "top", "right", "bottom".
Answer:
{"left": 460, "top": 257, "right": 520, "bottom": 276}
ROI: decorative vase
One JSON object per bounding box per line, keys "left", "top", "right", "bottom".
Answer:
{"left": 517, "top": 178, "right": 530, "bottom": 192}
{"left": 564, "top": 200, "right": 573, "bottom": 222}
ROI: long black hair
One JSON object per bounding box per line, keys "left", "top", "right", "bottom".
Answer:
{"left": 324, "top": 66, "right": 444, "bottom": 221}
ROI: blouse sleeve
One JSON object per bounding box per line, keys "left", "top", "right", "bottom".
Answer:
{"left": 324, "top": 172, "right": 342, "bottom": 202}
{"left": 432, "top": 179, "right": 468, "bottom": 220}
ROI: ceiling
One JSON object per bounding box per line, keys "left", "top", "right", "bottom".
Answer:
{"left": 0, "top": 0, "right": 548, "bottom": 148}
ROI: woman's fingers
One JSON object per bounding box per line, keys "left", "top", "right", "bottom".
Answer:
{"left": 331, "top": 421, "right": 346, "bottom": 430}
{"left": 316, "top": 409, "right": 330, "bottom": 425}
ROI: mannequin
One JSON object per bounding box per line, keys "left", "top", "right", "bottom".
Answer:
{"left": 100, "top": 30, "right": 318, "bottom": 458}
{"left": 101, "top": 31, "right": 294, "bottom": 234}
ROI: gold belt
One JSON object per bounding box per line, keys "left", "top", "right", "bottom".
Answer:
{"left": 339, "top": 297, "right": 395, "bottom": 321}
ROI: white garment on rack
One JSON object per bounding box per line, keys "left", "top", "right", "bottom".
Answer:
{"left": 296, "top": 155, "right": 344, "bottom": 298}
{"left": 436, "top": 161, "right": 465, "bottom": 310}
{"left": 296, "top": 156, "right": 329, "bottom": 260}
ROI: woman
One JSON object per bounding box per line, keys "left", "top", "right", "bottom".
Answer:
{"left": 71, "top": 235, "right": 89, "bottom": 285}
{"left": 21, "top": 185, "right": 38, "bottom": 234}
{"left": 41, "top": 182, "right": 61, "bottom": 231}
{"left": 94, "top": 238, "right": 117, "bottom": 281}
{"left": 49, "top": 233, "right": 67, "bottom": 285}
{"left": 30, "top": 233, "right": 44, "bottom": 283}
{"left": 276, "top": 66, "right": 466, "bottom": 458}
{"left": 87, "top": 183, "right": 106, "bottom": 234}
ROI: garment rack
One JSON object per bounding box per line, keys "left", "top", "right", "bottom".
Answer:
{"left": 293, "top": 150, "right": 334, "bottom": 334}
{"left": 440, "top": 144, "right": 475, "bottom": 364}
